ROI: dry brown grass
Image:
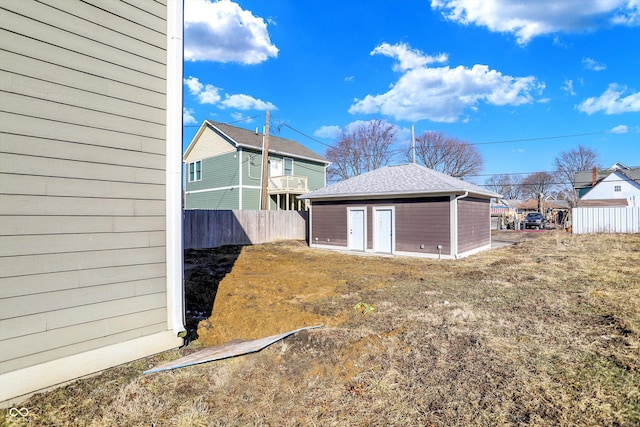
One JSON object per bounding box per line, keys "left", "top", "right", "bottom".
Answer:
{"left": 3, "top": 232, "right": 639, "bottom": 426}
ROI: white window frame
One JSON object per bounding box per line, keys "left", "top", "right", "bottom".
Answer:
{"left": 284, "top": 157, "right": 294, "bottom": 175}
{"left": 188, "top": 160, "right": 202, "bottom": 182}
{"left": 614, "top": 185, "right": 621, "bottom": 192}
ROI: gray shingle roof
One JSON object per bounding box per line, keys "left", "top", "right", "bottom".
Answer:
{"left": 300, "top": 163, "right": 501, "bottom": 200}
{"left": 574, "top": 165, "right": 640, "bottom": 189}
{"left": 207, "top": 120, "right": 328, "bottom": 164}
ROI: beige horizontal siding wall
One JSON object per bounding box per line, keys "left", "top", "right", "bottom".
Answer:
{"left": 0, "top": 0, "right": 171, "bottom": 376}
{"left": 184, "top": 125, "right": 236, "bottom": 163}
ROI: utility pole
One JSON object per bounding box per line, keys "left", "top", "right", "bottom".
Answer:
{"left": 260, "top": 110, "right": 270, "bottom": 210}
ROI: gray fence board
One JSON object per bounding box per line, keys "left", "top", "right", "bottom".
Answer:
{"left": 184, "top": 210, "right": 308, "bottom": 249}
{"left": 572, "top": 207, "right": 640, "bottom": 234}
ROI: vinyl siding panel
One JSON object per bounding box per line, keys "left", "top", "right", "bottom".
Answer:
{"left": 0, "top": 5, "right": 165, "bottom": 78}
{"left": 0, "top": 28, "right": 164, "bottom": 94}
{"left": 310, "top": 202, "right": 350, "bottom": 247}
{"left": 299, "top": 161, "right": 326, "bottom": 190}
{"left": 241, "top": 150, "right": 264, "bottom": 188}
{"left": 184, "top": 126, "right": 236, "bottom": 163}
{"left": 0, "top": 263, "right": 166, "bottom": 298}
{"left": 7, "top": 0, "right": 166, "bottom": 64}
{"left": 0, "top": 0, "right": 173, "bottom": 376}
{"left": 310, "top": 197, "right": 451, "bottom": 255}
{"left": 0, "top": 112, "right": 165, "bottom": 155}
{"left": 186, "top": 152, "right": 239, "bottom": 193}
{"left": 1, "top": 309, "right": 168, "bottom": 374}
{"left": 242, "top": 187, "right": 262, "bottom": 210}
{"left": 0, "top": 215, "right": 166, "bottom": 236}
{"left": 393, "top": 198, "right": 450, "bottom": 255}
{"left": 184, "top": 189, "right": 239, "bottom": 210}
{"left": 0, "top": 149, "right": 164, "bottom": 184}
{"left": 457, "top": 197, "right": 491, "bottom": 253}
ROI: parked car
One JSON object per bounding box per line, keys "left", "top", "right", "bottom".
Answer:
{"left": 524, "top": 212, "right": 544, "bottom": 229}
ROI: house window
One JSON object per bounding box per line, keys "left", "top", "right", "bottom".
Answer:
{"left": 284, "top": 158, "right": 293, "bottom": 175}
{"left": 614, "top": 185, "right": 621, "bottom": 192}
{"left": 188, "top": 160, "right": 201, "bottom": 182}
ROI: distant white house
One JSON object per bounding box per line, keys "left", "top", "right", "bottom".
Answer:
{"left": 575, "top": 162, "right": 640, "bottom": 207}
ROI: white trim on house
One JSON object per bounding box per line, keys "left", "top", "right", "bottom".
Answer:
{"left": 166, "top": 0, "right": 186, "bottom": 338}
{"left": 185, "top": 185, "right": 261, "bottom": 195}
{"left": 450, "top": 192, "right": 469, "bottom": 259}
{"left": 238, "top": 149, "right": 243, "bottom": 210}
{"left": 0, "top": 331, "right": 182, "bottom": 405}
{"left": 187, "top": 160, "right": 202, "bottom": 182}
{"left": 373, "top": 206, "right": 395, "bottom": 254}
{"left": 347, "top": 207, "right": 367, "bottom": 251}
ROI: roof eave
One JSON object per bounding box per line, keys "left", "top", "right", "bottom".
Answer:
{"left": 238, "top": 143, "right": 330, "bottom": 165}
{"left": 302, "top": 189, "right": 499, "bottom": 201}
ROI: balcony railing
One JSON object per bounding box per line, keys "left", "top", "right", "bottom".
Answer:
{"left": 267, "top": 175, "right": 308, "bottom": 194}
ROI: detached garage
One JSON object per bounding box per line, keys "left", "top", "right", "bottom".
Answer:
{"left": 300, "top": 164, "right": 501, "bottom": 259}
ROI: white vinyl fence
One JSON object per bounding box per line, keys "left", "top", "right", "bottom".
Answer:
{"left": 184, "top": 210, "right": 308, "bottom": 249}
{"left": 572, "top": 207, "right": 640, "bottom": 234}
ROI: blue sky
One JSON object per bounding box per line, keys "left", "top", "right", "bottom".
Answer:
{"left": 182, "top": 0, "right": 640, "bottom": 184}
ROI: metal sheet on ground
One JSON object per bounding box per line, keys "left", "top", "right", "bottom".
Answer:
{"left": 144, "top": 325, "right": 323, "bottom": 374}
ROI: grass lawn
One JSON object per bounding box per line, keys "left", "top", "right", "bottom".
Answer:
{"left": 3, "top": 232, "right": 639, "bottom": 426}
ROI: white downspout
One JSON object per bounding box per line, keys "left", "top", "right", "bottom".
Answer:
{"left": 166, "top": 0, "right": 187, "bottom": 338}
{"left": 451, "top": 191, "right": 469, "bottom": 259}
{"left": 238, "top": 148, "right": 243, "bottom": 210}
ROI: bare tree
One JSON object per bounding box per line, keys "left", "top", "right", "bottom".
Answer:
{"left": 484, "top": 174, "right": 523, "bottom": 199}
{"left": 554, "top": 145, "right": 600, "bottom": 206}
{"left": 519, "top": 171, "right": 557, "bottom": 200}
{"left": 409, "top": 131, "right": 482, "bottom": 178}
{"left": 326, "top": 119, "right": 397, "bottom": 182}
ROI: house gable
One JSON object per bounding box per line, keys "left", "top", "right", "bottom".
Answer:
{"left": 580, "top": 170, "right": 640, "bottom": 207}
{"left": 184, "top": 123, "right": 237, "bottom": 163}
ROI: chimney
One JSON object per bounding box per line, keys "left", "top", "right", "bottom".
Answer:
{"left": 592, "top": 167, "right": 597, "bottom": 186}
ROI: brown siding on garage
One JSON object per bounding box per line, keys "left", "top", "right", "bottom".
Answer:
{"left": 310, "top": 197, "right": 451, "bottom": 255}
{"left": 457, "top": 197, "right": 491, "bottom": 253}
{"left": 310, "top": 201, "right": 349, "bottom": 247}
{"left": 394, "top": 197, "right": 451, "bottom": 255}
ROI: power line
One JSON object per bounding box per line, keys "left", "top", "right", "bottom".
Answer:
{"left": 471, "top": 131, "right": 607, "bottom": 146}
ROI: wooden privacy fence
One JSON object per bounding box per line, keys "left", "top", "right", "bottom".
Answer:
{"left": 572, "top": 207, "right": 640, "bottom": 234}
{"left": 184, "top": 210, "right": 309, "bottom": 249}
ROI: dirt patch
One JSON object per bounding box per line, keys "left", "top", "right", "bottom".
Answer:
{"left": 190, "top": 240, "right": 424, "bottom": 346}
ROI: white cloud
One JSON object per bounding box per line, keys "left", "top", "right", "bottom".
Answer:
{"left": 183, "top": 107, "right": 197, "bottom": 125}
{"left": 230, "top": 112, "right": 255, "bottom": 122}
{"left": 220, "top": 94, "right": 276, "bottom": 111}
{"left": 197, "top": 85, "right": 222, "bottom": 104}
{"left": 184, "top": 0, "right": 278, "bottom": 64}
{"left": 430, "top": 0, "right": 640, "bottom": 45}
{"left": 184, "top": 76, "right": 222, "bottom": 104}
{"left": 314, "top": 125, "right": 342, "bottom": 139}
{"left": 563, "top": 79, "right": 576, "bottom": 95}
{"left": 184, "top": 76, "right": 203, "bottom": 95}
{"left": 184, "top": 76, "right": 276, "bottom": 111}
{"left": 609, "top": 124, "right": 629, "bottom": 133}
{"left": 371, "top": 43, "right": 448, "bottom": 72}
{"left": 349, "top": 43, "right": 543, "bottom": 123}
{"left": 577, "top": 84, "right": 640, "bottom": 114}
{"left": 582, "top": 57, "right": 607, "bottom": 71}
{"left": 612, "top": 0, "right": 640, "bottom": 24}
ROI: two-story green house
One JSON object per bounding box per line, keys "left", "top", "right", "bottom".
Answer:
{"left": 183, "top": 120, "right": 329, "bottom": 210}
